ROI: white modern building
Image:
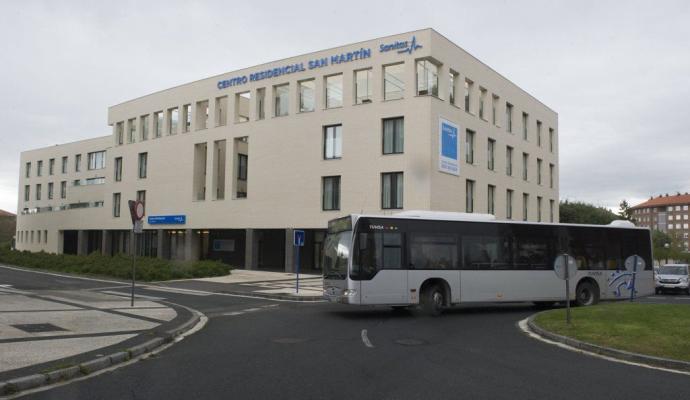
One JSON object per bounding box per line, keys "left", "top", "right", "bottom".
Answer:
{"left": 15, "top": 28, "right": 559, "bottom": 271}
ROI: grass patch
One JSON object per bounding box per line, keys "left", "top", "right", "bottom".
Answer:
{"left": 0, "top": 244, "right": 232, "bottom": 281}
{"left": 534, "top": 302, "right": 690, "bottom": 362}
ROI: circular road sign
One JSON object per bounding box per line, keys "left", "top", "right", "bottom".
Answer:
{"left": 554, "top": 254, "right": 578, "bottom": 280}
{"left": 624, "top": 255, "right": 645, "bottom": 272}
{"left": 134, "top": 201, "right": 145, "bottom": 220}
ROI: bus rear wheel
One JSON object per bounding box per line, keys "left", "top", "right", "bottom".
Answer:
{"left": 421, "top": 285, "right": 445, "bottom": 316}
{"left": 575, "top": 281, "right": 600, "bottom": 306}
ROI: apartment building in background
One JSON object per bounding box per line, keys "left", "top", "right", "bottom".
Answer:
{"left": 632, "top": 193, "right": 690, "bottom": 251}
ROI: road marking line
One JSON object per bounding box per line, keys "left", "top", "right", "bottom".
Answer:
{"left": 99, "top": 290, "right": 166, "bottom": 301}
{"left": 0, "top": 264, "right": 126, "bottom": 285}
{"left": 518, "top": 318, "right": 690, "bottom": 376}
{"left": 361, "top": 329, "right": 374, "bottom": 348}
{"left": 142, "top": 286, "right": 212, "bottom": 296}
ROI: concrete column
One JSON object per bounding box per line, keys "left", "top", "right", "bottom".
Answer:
{"left": 184, "top": 229, "right": 199, "bottom": 262}
{"left": 157, "top": 229, "right": 170, "bottom": 259}
{"left": 57, "top": 230, "right": 64, "bottom": 254}
{"left": 284, "top": 228, "right": 295, "bottom": 273}
{"left": 101, "top": 230, "right": 112, "bottom": 256}
{"left": 244, "top": 229, "right": 258, "bottom": 270}
{"left": 438, "top": 63, "right": 449, "bottom": 102}
{"left": 77, "top": 230, "right": 88, "bottom": 256}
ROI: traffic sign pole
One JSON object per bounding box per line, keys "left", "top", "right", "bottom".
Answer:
{"left": 296, "top": 245, "right": 300, "bottom": 294}
{"left": 630, "top": 255, "right": 638, "bottom": 302}
{"left": 131, "top": 227, "right": 136, "bottom": 307}
{"left": 293, "top": 230, "right": 305, "bottom": 294}
{"left": 565, "top": 254, "right": 571, "bottom": 325}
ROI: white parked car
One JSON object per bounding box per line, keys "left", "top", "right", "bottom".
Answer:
{"left": 655, "top": 264, "right": 690, "bottom": 295}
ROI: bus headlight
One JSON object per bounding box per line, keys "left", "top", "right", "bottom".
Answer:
{"left": 343, "top": 289, "right": 357, "bottom": 297}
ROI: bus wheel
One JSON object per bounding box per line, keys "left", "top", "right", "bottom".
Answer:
{"left": 575, "top": 281, "right": 599, "bottom": 306}
{"left": 421, "top": 285, "right": 445, "bottom": 316}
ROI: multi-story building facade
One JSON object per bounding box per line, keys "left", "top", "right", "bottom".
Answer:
{"left": 15, "top": 29, "right": 559, "bottom": 271}
{"left": 632, "top": 193, "right": 690, "bottom": 251}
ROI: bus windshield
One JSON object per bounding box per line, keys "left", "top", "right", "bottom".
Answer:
{"left": 323, "top": 231, "right": 351, "bottom": 280}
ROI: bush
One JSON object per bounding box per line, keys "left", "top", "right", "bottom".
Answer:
{"left": 0, "top": 244, "right": 231, "bottom": 282}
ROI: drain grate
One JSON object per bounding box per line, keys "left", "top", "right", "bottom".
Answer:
{"left": 11, "top": 323, "right": 68, "bottom": 333}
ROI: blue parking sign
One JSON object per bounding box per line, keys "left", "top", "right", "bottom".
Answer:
{"left": 293, "top": 230, "right": 305, "bottom": 247}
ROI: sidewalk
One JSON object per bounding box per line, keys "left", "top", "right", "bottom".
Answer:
{"left": 161, "top": 269, "right": 324, "bottom": 301}
{"left": 0, "top": 285, "right": 196, "bottom": 393}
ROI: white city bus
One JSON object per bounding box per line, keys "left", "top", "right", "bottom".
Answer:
{"left": 322, "top": 211, "right": 653, "bottom": 315}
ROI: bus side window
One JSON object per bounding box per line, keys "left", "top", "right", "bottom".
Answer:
{"left": 382, "top": 233, "right": 402, "bottom": 269}
{"left": 409, "top": 233, "right": 458, "bottom": 269}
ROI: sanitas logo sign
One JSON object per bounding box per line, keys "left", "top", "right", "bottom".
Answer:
{"left": 379, "top": 36, "right": 422, "bottom": 54}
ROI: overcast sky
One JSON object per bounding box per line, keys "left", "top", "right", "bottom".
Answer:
{"left": 1, "top": 0, "right": 689, "bottom": 214}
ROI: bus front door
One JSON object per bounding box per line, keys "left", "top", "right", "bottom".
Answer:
{"left": 359, "top": 270, "right": 408, "bottom": 305}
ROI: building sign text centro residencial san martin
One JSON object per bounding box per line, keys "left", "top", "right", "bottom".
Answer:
{"left": 439, "top": 118, "right": 460, "bottom": 176}
{"left": 217, "top": 36, "right": 423, "bottom": 90}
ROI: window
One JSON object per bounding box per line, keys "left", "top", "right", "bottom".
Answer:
{"left": 256, "top": 89, "right": 265, "bottom": 120}
{"left": 354, "top": 230, "right": 403, "bottom": 279}
{"left": 550, "top": 199, "right": 555, "bottom": 222}
{"left": 127, "top": 118, "right": 136, "bottom": 143}
{"left": 463, "top": 234, "right": 514, "bottom": 270}
{"left": 88, "top": 151, "right": 105, "bottom": 170}
{"left": 383, "top": 117, "right": 404, "bottom": 154}
{"left": 536, "top": 120, "right": 542, "bottom": 147}
{"left": 113, "top": 193, "right": 121, "bottom": 217}
{"left": 549, "top": 128, "right": 555, "bottom": 153}
{"left": 479, "top": 87, "right": 487, "bottom": 119}
{"left": 196, "top": 101, "right": 209, "bottom": 129}
{"left": 355, "top": 69, "right": 373, "bottom": 104}
{"left": 137, "top": 190, "right": 146, "bottom": 207}
{"left": 235, "top": 92, "right": 250, "bottom": 122}
{"left": 154, "top": 111, "right": 163, "bottom": 137}
{"left": 523, "top": 193, "right": 529, "bottom": 221}
{"left": 24, "top": 185, "right": 29, "bottom": 202}
{"left": 61, "top": 156, "right": 68, "bottom": 174}
{"left": 506, "top": 146, "right": 513, "bottom": 176}
{"left": 464, "top": 78, "right": 473, "bottom": 112}
{"left": 138, "top": 152, "right": 147, "bottom": 179}
{"left": 522, "top": 112, "right": 529, "bottom": 140}
{"left": 506, "top": 189, "right": 514, "bottom": 219}
{"left": 322, "top": 176, "right": 341, "bottom": 211}
{"left": 114, "top": 157, "right": 122, "bottom": 182}
{"left": 537, "top": 158, "right": 543, "bottom": 185}
{"left": 384, "top": 63, "right": 404, "bottom": 100}
{"left": 416, "top": 59, "right": 438, "bottom": 96}
{"left": 449, "top": 70, "right": 458, "bottom": 105}
{"left": 115, "top": 122, "right": 124, "bottom": 145}
{"left": 60, "top": 181, "right": 66, "bottom": 199}
{"left": 323, "top": 125, "right": 342, "bottom": 159}
{"left": 75, "top": 154, "right": 82, "bottom": 172}
{"left": 37, "top": 160, "right": 43, "bottom": 177}
{"left": 492, "top": 95, "right": 499, "bottom": 125}
{"left": 215, "top": 96, "right": 228, "bottom": 126}
{"left": 409, "top": 233, "right": 458, "bottom": 269}
{"left": 25, "top": 162, "right": 31, "bottom": 178}
{"left": 382, "top": 172, "right": 403, "bottom": 209}
{"left": 36, "top": 184, "right": 41, "bottom": 200}
{"left": 465, "top": 180, "right": 475, "bottom": 213}
{"left": 299, "top": 80, "right": 315, "bottom": 112}
{"left": 522, "top": 152, "right": 529, "bottom": 181}
{"left": 237, "top": 154, "right": 248, "bottom": 181}
{"left": 168, "top": 107, "right": 179, "bottom": 134}
{"left": 47, "top": 182, "right": 54, "bottom": 200}
{"left": 49, "top": 158, "right": 54, "bottom": 175}
{"left": 506, "top": 103, "right": 513, "bottom": 133}
{"left": 274, "top": 84, "right": 289, "bottom": 117}
{"left": 325, "top": 74, "right": 343, "bottom": 108}
{"left": 487, "top": 185, "right": 495, "bottom": 215}
{"left": 183, "top": 104, "right": 191, "bottom": 132}
{"left": 466, "top": 130, "right": 475, "bottom": 164}
{"left": 487, "top": 139, "right": 495, "bottom": 171}
{"left": 549, "top": 163, "right": 554, "bottom": 188}
{"left": 140, "top": 114, "right": 149, "bottom": 140}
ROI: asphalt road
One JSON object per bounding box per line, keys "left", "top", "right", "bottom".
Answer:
{"left": 2, "top": 265, "right": 690, "bottom": 400}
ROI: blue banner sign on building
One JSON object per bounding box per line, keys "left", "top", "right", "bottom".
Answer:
{"left": 148, "top": 215, "right": 186, "bottom": 225}
{"left": 438, "top": 118, "right": 460, "bottom": 176}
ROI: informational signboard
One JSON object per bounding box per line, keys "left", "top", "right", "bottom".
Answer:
{"left": 148, "top": 215, "right": 186, "bottom": 225}
{"left": 554, "top": 254, "right": 578, "bottom": 280}
{"left": 438, "top": 118, "right": 460, "bottom": 176}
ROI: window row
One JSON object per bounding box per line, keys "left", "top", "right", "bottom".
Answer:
{"left": 23, "top": 181, "right": 68, "bottom": 202}
{"left": 322, "top": 172, "right": 403, "bottom": 211}
{"left": 24, "top": 151, "right": 105, "bottom": 179}
{"left": 16, "top": 229, "right": 48, "bottom": 245}
{"left": 465, "top": 180, "right": 555, "bottom": 222}
{"left": 21, "top": 200, "right": 104, "bottom": 215}
{"left": 112, "top": 190, "right": 146, "bottom": 218}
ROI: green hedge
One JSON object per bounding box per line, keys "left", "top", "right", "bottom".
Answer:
{"left": 0, "top": 245, "right": 231, "bottom": 282}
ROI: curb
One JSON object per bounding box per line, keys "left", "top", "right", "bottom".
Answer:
{"left": 218, "top": 290, "right": 324, "bottom": 302}
{"left": 0, "top": 307, "right": 202, "bottom": 398}
{"left": 526, "top": 312, "right": 690, "bottom": 373}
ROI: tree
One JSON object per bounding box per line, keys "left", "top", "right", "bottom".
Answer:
{"left": 617, "top": 199, "right": 635, "bottom": 222}
{"left": 559, "top": 200, "right": 619, "bottom": 225}
{"left": 652, "top": 229, "right": 684, "bottom": 265}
